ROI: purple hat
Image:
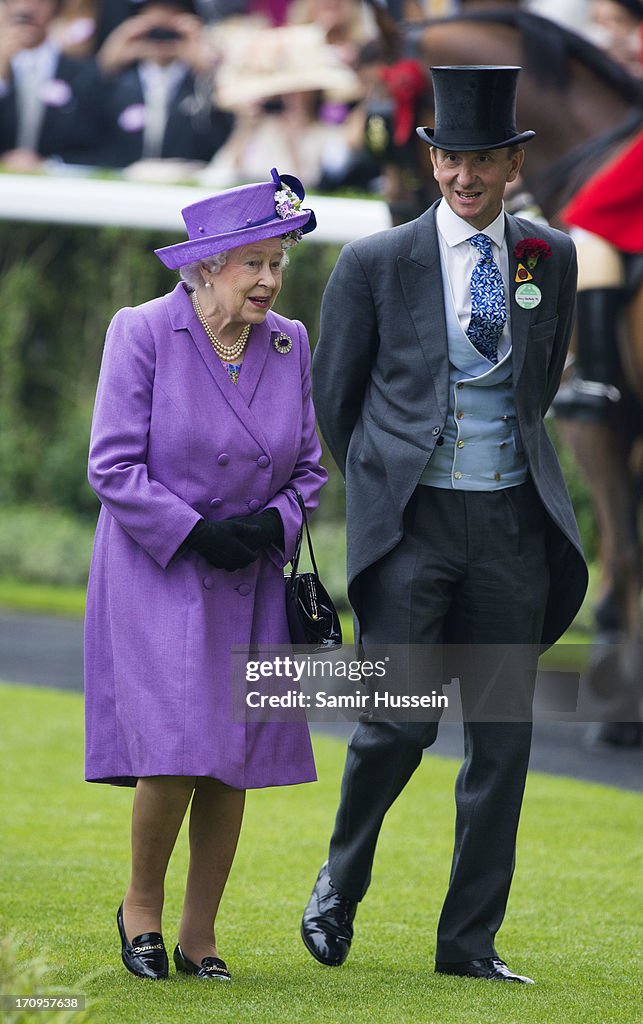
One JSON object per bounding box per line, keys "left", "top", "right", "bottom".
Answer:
{"left": 154, "top": 168, "right": 317, "bottom": 270}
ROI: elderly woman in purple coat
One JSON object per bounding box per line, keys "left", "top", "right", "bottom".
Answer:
{"left": 84, "top": 169, "right": 327, "bottom": 983}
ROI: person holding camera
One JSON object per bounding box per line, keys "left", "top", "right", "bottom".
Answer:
{"left": 96, "top": 0, "right": 232, "bottom": 167}
{"left": 0, "top": 0, "right": 107, "bottom": 168}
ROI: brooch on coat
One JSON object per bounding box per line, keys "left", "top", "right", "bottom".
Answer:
{"left": 513, "top": 238, "right": 552, "bottom": 309}
{"left": 272, "top": 331, "right": 293, "bottom": 354}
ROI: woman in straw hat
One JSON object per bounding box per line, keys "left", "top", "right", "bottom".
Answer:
{"left": 84, "top": 168, "right": 327, "bottom": 982}
{"left": 200, "top": 22, "right": 362, "bottom": 189}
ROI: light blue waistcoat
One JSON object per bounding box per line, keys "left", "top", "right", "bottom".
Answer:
{"left": 420, "top": 271, "right": 528, "bottom": 491}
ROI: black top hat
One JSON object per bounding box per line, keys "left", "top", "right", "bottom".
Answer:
{"left": 416, "top": 66, "right": 535, "bottom": 151}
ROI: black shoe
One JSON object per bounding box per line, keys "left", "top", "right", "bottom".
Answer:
{"left": 173, "top": 943, "right": 231, "bottom": 981}
{"left": 301, "top": 861, "right": 357, "bottom": 966}
{"left": 435, "top": 957, "right": 534, "bottom": 984}
{"left": 116, "top": 902, "right": 168, "bottom": 980}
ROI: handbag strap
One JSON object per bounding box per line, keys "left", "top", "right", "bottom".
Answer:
{"left": 289, "top": 490, "right": 319, "bottom": 578}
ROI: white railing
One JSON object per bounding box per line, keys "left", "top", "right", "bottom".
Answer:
{"left": 0, "top": 173, "right": 392, "bottom": 242}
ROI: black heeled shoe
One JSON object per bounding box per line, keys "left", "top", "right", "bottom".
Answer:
{"left": 117, "top": 902, "right": 168, "bottom": 980}
{"left": 173, "top": 943, "right": 231, "bottom": 981}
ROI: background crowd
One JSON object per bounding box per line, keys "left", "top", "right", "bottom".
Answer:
{"left": 1, "top": 0, "right": 641, "bottom": 187}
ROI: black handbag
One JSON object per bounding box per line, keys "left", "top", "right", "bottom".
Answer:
{"left": 285, "top": 492, "right": 342, "bottom": 649}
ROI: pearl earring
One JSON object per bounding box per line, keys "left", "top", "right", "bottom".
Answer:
{"left": 204, "top": 280, "right": 212, "bottom": 288}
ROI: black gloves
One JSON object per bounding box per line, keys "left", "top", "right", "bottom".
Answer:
{"left": 224, "top": 508, "right": 284, "bottom": 551}
{"left": 185, "top": 508, "right": 283, "bottom": 572}
{"left": 186, "top": 520, "right": 259, "bottom": 571}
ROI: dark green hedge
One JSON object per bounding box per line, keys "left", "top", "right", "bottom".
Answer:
{"left": 0, "top": 220, "right": 596, "bottom": 566}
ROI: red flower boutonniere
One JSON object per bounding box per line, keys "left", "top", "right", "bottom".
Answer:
{"left": 513, "top": 238, "right": 552, "bottom": 285}
{"left": 514, "top": 238, "right": 552, "bottom": 270}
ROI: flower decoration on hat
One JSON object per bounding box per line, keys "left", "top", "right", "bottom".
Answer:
{"left": 154, "top": 167, "right": 316, "bottom": 270}
{"left": 271, "top": 167, "right": 305, "bottom": 245}
{"left": 514, "top": 238, "right": 552, "bottom": 276}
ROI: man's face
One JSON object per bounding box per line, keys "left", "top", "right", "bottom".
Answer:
{"left": 592, "top": 0, "right": 640, "bottom": 43}
{"left": 4, "top": 0, "right": 59, "bottom": 48}
{"left": 430, "top": 147, "right": 525, "bottom": 229}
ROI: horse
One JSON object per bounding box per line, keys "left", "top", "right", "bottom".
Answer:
{"left": 366, "top": 6, "right": 643, "bottom": 737}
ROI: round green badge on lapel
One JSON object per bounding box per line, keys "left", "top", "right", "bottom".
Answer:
{"left": 515, "top": 283, "right": 542, "bottom": 309}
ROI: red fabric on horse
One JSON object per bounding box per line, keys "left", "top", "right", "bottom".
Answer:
{"left": 561, "top": 131, "right": 643, "bottom": 253}
{"left": 379, "top": 60, "right": 430, "bottom": 146}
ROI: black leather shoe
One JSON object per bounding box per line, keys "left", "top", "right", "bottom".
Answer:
{"left": 435, "top": 957, "right": 534, "bottom": 984}
{"left": 116, "top": 902, "right": 168, "bottom": 980}
{"left": 301, "top": 861, "right": 357, "bottom": 966}
{"left": 173, "top": 944, "right": 231, "bottom": 981}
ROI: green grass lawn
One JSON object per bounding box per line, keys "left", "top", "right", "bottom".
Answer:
{"left": 1, "top": 682, "right": 640, "bottom": 1024}
{"left": 0, "top": 579, "right": 87, "bottom": 619}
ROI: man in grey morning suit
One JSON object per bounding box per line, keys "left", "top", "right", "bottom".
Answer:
{"left": 301, "top": 66, "right": 588, "bottom": 984}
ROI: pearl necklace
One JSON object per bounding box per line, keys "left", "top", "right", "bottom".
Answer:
{"left": 192, "top": 292, "right": 250, "bottom": 361}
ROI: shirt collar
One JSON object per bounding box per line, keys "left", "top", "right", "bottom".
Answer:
{"left": 139, "top": 60, "right": 187, "bottom": 93}
{"left": 12, "top": 40, "right": 58, "bottom": 73}
{"left": 436, "top": 198, "right": 506, "bottom": 249}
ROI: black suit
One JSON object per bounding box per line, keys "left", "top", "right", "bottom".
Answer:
{"left": 98, "top": 65, "right": 233, "bottom": 168}
{"left": 0, "top": 53, "right": 108, "bottom": 165}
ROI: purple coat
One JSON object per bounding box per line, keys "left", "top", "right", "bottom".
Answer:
{"left": 84, "top": 282, "right": 327, "bottom": 789}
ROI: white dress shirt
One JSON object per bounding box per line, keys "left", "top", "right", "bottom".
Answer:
{"left": 10, "top": 41, "right": 59, "bottom": 151}
{"left": 138, "top": 60, "right": 188, "bottom": 159}
{"left": 435, "top": 198, "right": 512, "bottom": 360}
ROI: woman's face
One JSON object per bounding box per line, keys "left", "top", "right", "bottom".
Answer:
{"left": 204, "top": 238, "right": 285, "bottom": 330}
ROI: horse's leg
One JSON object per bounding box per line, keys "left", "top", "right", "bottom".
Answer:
{"left": 553, "top": 235, "right": 625, "bottom": 416}
{"left": 556, "top": 416, "right": 642, "bottom": 741}
{"left": 558, "top": 418, "right": 641, "bottom": 640}
{"left": 623, "top": 282, "right": 643, "bottom": 404}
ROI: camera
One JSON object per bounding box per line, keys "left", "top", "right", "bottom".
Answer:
{"left": 145, "top": 27, "right": 182, "bottom": 42}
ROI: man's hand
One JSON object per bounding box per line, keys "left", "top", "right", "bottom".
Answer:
{"left": 97, "top": 13, "right": 168, "bottom": 76}
{"left": 0, "top": 148, "right": 44, "bottom": 171}
{"left": 98, "top": 12, "right": 212, "bottom": 77}
{"left": 171, "top": 14, "right": 214, "bottom": 75}
{"left": 0, "top": 14, "right": 30, "bottom": 81}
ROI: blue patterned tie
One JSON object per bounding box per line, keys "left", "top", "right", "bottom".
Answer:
{"left": 467, "top": 233, "right": 506, "bottom": 364}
